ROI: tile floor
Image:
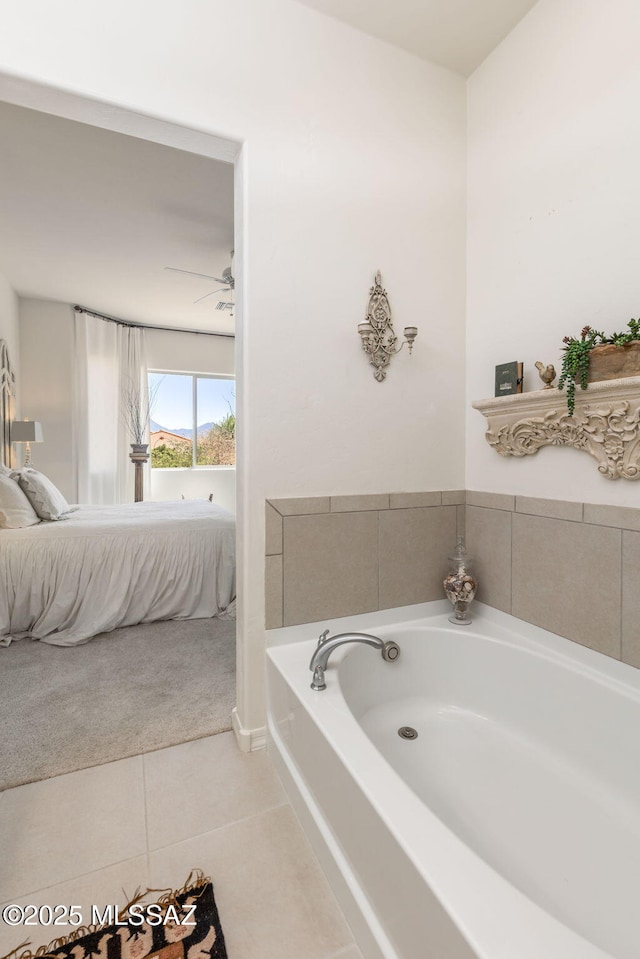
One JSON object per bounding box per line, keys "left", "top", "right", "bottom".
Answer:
{"left": 0, "top": 732, "right": 363, "bottom": 959}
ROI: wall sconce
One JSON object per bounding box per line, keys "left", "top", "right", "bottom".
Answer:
{"left": 11, "top": 420, "right": 43, "bottom": 467}
{"left": 357, "top": 271, "right": 417, "bottom": 381}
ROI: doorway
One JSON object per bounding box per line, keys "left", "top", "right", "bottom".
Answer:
{"left": 0, "top": 74, "right": 247, "bottom": 784}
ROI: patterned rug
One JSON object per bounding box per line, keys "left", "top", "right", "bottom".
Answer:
{"left": 1, "top": 874, "right": 227, "bottom": 959}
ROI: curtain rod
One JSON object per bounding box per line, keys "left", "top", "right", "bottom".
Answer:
{"left": 73, "top": 305, "right": 235, "bottom": 339}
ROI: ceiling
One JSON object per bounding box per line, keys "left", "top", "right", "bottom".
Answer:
{"left": 0, "top": 101, "right": 235, "bottom": 335}
{"left": 294, "top": 0, "right": 539, "bottom": 76}
{"left": 0, "top": 3, "right": 535, "bottom": 332}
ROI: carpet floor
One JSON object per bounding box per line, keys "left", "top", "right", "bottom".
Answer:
{"left": 0, "top": 616, "right": 236, "bottom": 791}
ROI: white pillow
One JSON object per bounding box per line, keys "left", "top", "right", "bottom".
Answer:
{"left": 13, "top": 468, "right": 77, "bottom": 521}
{"left": 0, "top": 473, "right": 41, "bottom": 529}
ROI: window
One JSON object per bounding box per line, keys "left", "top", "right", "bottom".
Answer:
{"left": 149, "top": 371, "right": 235, "bottom": 468}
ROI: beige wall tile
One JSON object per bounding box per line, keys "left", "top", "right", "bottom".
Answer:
{"left": 265, "top": 554, "right": 283, "bottom": 629}
{"left": 442, "top": 489, "right": 466, "bottom": 505}
{"left": 268, "top": 497, "right": 331, "bottom": 516}
{"left": 283, "top": 512, "right": 378, "bottom": 626}
{"left": 331, "top": 493, "right": 389, "bottom": 512}
{"left": 456, "top": 504, "right": 465, "bottom": 540}
{"left": 583, "top": 503, "right": 640, "bottom": 532}
{"left": 265, "top": 502, "right": 283, "bottom": 555}
{"left": 378, "top": 506, "right": 456, "bottom": 609}
{"left": 512, "top": 514, "right": 621, "bottom": 658}
{"left": 465, "top": 506, "right": 512, "bottom": 613}
{"left": 467, "top": 490, "right": 515, "bottom": 511}
{"left": 515, "top": 495, "right": 583, "bottom": 522}
{"left": 389, "top": 491, "right": 441, "bottom": 508}
{"left": 622, "top": 531, "right": 640, "bottom": 667}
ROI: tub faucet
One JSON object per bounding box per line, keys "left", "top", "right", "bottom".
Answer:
{"left": 309, "top": 630, "right": 400, "bottom": 690}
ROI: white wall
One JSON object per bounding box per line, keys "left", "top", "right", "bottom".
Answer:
{"left": 0, "top": 0, "right": 467, "bottom": 733}
{"left": 18, "top": 298, "right": 75, "bottom": 494}
{"left": 467, "top": 0, "right": 640, "bottom": 505}
{"left": 0, "top": 269, "right": 20, "bottom": 440}
{"left": 145, "top": 327, "right": 235, "bottom": 512}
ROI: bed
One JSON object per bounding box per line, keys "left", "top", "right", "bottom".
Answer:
{"left": 0, "top": 499, "right": 236, "bottom": 647}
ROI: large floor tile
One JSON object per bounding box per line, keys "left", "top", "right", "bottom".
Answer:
{"left": 143, "top": 732, "right": 286, "bottom": 850}
{"left": 0, "top": 756, "right": 146, "bottom": 901}
{"left": 329, "top": 946, "right": 365, "bottom": 959}
{"left": 149, "top": 805, "right": 356, "bottom": 959}
{"left": 0, "top": 856, "right": 149, "bottom": 958}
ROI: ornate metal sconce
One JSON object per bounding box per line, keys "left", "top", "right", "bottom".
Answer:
{"left": 357, "top": 271, "right": 417, "bottom": 381}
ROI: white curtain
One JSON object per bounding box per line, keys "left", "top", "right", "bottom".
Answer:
{"left": 74, "top": 310, "right": 147, "bottom": 504}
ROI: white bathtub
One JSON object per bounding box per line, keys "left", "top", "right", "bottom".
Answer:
{"left": 266, "top": 600, "right": 640, "bottom": 959}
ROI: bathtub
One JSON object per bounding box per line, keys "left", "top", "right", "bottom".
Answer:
{"left": 266, "top": 600, "right": 640, "bottom": 959}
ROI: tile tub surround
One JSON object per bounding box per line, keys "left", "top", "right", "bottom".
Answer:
{"left": 265, "top": 489, "right": 640, "bottom": 670}
{"left": 465, "top": 491, "right": 638, "bottom": 667}
{"left": 265, "top": 492, "right": 466, "bottom": 628}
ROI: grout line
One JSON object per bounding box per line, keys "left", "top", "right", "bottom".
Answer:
{"left": 281, "top": 520, "right": 285, "bottom": 627}
{"left": 376, "top": 510, "right": 381, "bottom": 610}
{"left": 141, "top": 751, "right": 151, "bottom": 856}
{"left": 509, "top": 508, "right": 514, "bottom": 615}
{"left": 620, "top": 530, "right": 625, "bottom": 661}
{"left": 2, "top": 852, "right": 150, "bottom": 905}
{"left": 146, "top": 797, "right": 290, "bottom": 858}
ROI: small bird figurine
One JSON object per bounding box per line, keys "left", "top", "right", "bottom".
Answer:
{"left": 535, "top": 361, "right": 557, "bottom": 389}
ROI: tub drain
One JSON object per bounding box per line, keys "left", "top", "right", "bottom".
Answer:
{"left": 398, "top": 726, "right": 418, "bottom": 740}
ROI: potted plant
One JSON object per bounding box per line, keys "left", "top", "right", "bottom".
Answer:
{"left": 558, "top": 318, "right": 640, "bottom": 415}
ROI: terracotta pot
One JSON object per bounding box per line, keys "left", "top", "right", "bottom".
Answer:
{"left": 588, "top": 341, "right": 640, "bottom": 382}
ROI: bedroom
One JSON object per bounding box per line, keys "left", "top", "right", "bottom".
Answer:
{"left": 0, "top": 99, "right": 238, "bottom": 785}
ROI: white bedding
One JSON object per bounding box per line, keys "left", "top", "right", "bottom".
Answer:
{"left": 0, "top": 500, "right": 236, "bottom": 646}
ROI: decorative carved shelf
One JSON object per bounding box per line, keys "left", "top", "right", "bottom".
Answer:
{"left": 472, "top": 376, "right": 640, "bottom": 480}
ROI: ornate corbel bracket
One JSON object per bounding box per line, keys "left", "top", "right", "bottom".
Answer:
{"left": 472, "top": 376, "right": 640, "bottom": 480}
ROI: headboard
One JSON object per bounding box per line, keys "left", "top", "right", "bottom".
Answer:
{"left": 0, "top": 339, "right": 15, "bottom": 467}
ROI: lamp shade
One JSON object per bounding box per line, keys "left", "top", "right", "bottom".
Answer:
{"left": 11, "top": 420, "right": 43, "bottom": 443}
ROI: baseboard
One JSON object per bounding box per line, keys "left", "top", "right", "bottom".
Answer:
{"left": 231, "top": 706, "right": 266, "bottom": 752}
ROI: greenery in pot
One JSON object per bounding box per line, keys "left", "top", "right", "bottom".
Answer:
{"left": 558, "top": 318, "right": 640, "bottom": 416}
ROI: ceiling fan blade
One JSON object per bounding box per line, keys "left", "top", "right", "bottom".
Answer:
{"left": 193, "top": 287, "right": 229, "bottom": 304}
{"left": 165, "top": 266, "right": 226, "bottom": 283}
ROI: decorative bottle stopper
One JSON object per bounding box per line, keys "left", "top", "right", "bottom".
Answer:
{"left": 443, "top": 535, "right": 477, "bottom": 625}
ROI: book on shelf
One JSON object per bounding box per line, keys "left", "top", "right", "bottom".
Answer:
{"left": 494, "top": 361, "right": 523, "bottom": 397}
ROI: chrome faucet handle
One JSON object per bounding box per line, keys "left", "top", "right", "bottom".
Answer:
{"left": 310, "top": 664, "right": 326, "bottom": 691}
{"left": 317, "top": 629, "right": 331, "bottom": 646}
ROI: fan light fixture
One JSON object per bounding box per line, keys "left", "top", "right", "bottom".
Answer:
{"left": 164, "top": 250, "right": 235, "bottom": 305}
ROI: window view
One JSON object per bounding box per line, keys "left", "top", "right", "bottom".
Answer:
{"left": 149, "top": 371, "right": 235, "bottom": 468}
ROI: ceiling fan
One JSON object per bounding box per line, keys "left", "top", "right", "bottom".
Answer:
{"left": 164, "top": 252, "right": 234, "bottom": 305}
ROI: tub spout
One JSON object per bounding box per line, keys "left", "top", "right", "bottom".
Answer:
{"left": 309, "top": 631, "right": 400, "bottom": 690}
